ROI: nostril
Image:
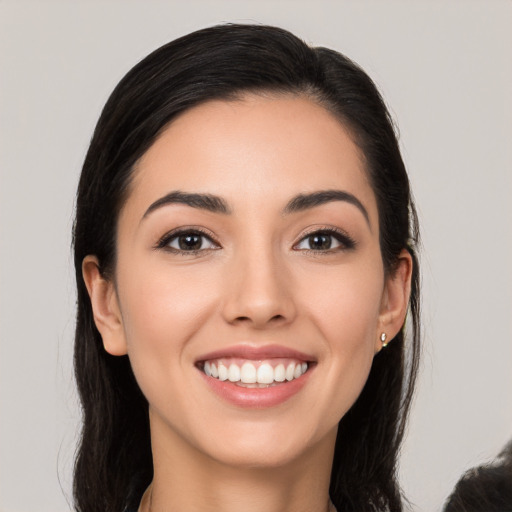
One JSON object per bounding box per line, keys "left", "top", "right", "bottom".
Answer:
{"left": 232, "top": 314, "right": 285, "bottom": 325}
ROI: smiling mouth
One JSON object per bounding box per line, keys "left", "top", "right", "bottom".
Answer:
{"left": 198, "top": 358, "right": 310, "bottom": 388}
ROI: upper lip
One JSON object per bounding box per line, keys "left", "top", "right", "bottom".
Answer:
{"left": 195, "top": 344, "right": 316, "bottom": 363}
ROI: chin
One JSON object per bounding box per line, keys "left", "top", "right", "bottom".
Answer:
{"left": 196, "top": 419, "right": 332, "bottom": 470}
{"left": 208, "top": 441, "right": 307, "bottom": 470}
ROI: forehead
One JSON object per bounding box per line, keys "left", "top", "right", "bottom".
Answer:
{"left": 126, "top": 93, "right": 377, "bottom": 222}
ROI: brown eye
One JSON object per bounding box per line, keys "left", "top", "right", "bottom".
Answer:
{"left": 177, "top": 233, "right": 203, "bottom": 251}
{"left": 294, "top": 229, "right": 356, "bottom": 252}
{"left": 163, "top": 230, "right": 218, "bottom": 252}
{"left": 307, "top": 234, "right": 332, "bottom": 250}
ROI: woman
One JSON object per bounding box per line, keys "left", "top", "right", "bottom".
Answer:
{"left": 73, "top": 24, "right": 420, "bottom": 512}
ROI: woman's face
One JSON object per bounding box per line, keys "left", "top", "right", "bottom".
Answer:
{"left": 86, "top": 94, "right": 409, "bottom": 469}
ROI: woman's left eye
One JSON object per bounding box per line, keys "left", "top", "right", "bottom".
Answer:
{"left": 294, "top": 230, "right": 355, "bottom": 252}
{"left": 160, "top": 230, "right": 219, "bottom": 253}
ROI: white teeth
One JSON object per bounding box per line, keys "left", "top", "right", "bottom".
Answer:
{"left": 257, "top": 363, "right": 274, "bottom": 384}
{"left": 240, "top": 362, "right": 257, "bottom": 383}
{"left": 217, "top": 363, "right": 228, "bottom": 381}
{"left": 274, "top": 364, "right": 286, "bottom": 382}
{"left": 228, "top": 363, "right": 240, "bottom": 382}
{"left": 203, "top": 360, "right": 309, "bottom": 384}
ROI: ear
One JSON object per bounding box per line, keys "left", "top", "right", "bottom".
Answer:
{"left": 375, "top": 249, "right": 413, "bottom": 353}
{"left": 82, "top": 255, "right": 128, "bottom": 356}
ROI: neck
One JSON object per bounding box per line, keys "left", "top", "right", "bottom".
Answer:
{"left": 143, "top": 411, "right": 337, "bottom": 512}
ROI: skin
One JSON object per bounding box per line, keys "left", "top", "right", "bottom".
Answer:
{"left": 83, "top": 93, "right": 412, "bottom": 512}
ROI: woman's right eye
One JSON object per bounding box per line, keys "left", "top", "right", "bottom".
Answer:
{"left": 159, "top": 230, "right": 219, "bottom": 253}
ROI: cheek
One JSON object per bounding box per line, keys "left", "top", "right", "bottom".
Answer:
{"left": 115, "top": 261, "right": 221, "bottom": 389}
{"left": 299, "top": 261, "right": 384, "bottom": 420}
{"left": 303, "top": 261, "right": 384, "bottom": 347}
{"left": 119, "top": 260, "right": 218, "bottom": 339}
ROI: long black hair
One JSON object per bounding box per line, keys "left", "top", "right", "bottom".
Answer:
{"left": 73, "top": 23, "right": 421, "bottom": 512}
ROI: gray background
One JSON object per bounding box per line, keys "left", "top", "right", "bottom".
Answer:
{"left": 1, "top": 1, "right": 511, "bottom": 511}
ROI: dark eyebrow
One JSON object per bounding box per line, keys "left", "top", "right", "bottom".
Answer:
{"left": 142, "top": 189, "right": 370, "bottom": 226}
{"left": 283, "top": 190, "right": 370, "bottom": 226}
{"left": 142, "top": 191, "right": 231, "bottom": 220}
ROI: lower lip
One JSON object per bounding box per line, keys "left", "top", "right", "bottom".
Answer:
{"left": 198, "top": 367, "right": 313, "bottom": 408}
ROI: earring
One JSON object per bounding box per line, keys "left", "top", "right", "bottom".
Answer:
{"left": 380, "top": 332, "right": 388, "bottom": 347}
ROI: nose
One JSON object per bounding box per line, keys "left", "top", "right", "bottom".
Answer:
{"left": 221, "top": 246, "right": 297, "bottom": 329}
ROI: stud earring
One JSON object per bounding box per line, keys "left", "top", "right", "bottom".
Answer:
{"left": 380, "top": 332, "right": 388, "bottom": 347}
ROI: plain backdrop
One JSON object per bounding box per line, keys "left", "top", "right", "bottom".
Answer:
{"left": 1, "top": 1, "right": 511, "bottom": 511}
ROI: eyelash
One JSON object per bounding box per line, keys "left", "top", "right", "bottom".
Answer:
{"left": 156, "top": 228, "right": 220, "bottom": 255}
{"left": 293, "top": 227, "right": 356, "bottom": 254}
{"left": 155, "top": 227, "right": 356, "bottom": 255}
